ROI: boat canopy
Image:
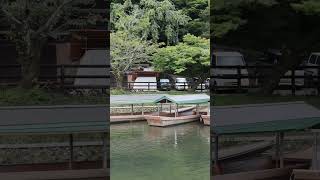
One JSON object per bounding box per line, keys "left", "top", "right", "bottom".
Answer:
{"left": 110, "top": 94, "right": 163, "bottom": 105}
{"left": 154, "top": 94, "right": 210, "bottom": 105}
{"left": 0, "top": 105, "right": 108, "bottom": 135}
{"left": 213, "top": 101, "right": 320, "bottom": 135}
{"left": 110, "top": 94, "right": 210, "bottom": 105}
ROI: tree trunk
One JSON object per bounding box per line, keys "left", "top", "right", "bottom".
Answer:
{"left": 259, "top": 48, "right": 301, "bottom": 94}
{"left": 19, "top": 37, "right": 46, "bottom": 89}
{"left": 115, "top": 74, "right": 124, "bottom": 89}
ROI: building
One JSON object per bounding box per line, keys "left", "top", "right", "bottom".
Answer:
{"left": 0, "top": 0, "right": 109, "bottom": 84}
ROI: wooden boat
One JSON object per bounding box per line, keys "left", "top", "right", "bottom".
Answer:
{"left": 213, "top": 142, "right": 310, "bottom": 178}
{"left": 196, "top": 108, "right": 210, "bottom": 125}
{"left": 217, "top": 141, "right": 273, "bottom": 162}
{"left": 145, "top": 114, "right": 200, "bottom": 127}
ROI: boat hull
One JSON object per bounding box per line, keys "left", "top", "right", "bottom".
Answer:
{"left": 146, "top": 114, "right": 200, "bottom": 127}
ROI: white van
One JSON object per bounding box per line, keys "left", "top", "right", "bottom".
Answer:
{"left": 175, "top": 77, "right": 189, "bottom": 90}
{"left": 305, "top": 52, "right": 320, "bottom": 78}
{"left": 133, "top": 77, "right": 157, "bottom": 91}
{"left": 211, "top": 52, "right": 250, "bottom": 88}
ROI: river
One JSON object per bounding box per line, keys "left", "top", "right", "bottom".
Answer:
{"left": 111, "top": 122, "right": 210, "bottom": 180}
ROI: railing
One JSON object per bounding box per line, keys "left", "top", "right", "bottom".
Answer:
{"left": 110, "top": 81, "right": 209, "bottom": 92}
{"left": 0, "top": 64, "right": 110, "bottom": 90}
{"left": 211, "top": 65, "right": 320, "bottom": 95}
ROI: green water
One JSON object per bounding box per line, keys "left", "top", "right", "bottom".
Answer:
{"left": 111, "top": 122, "right": 210, "bottom": 180}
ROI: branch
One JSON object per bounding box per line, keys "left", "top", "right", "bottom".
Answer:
{"left": 36, "top": 0, "right": 74, "bottom": 35}
{"left": 1, "top": 6, "right": 22, "bottom": 25}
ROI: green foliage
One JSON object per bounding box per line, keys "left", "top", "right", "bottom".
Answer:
{"left": 211, "top": 0, "right": 276, "bottom": 38}
{"left": 211, "top": 0, "right": 320, "bottom": 93}
{"left": 0, "top": 87, "right": 107, "bottom": 106}
{"left": 111, "top": 0, "right": 190, "bottom": 44}
{"left": 0, "top": 0, "right": 106, "bottom": 88}
{"left": 111, "top": 31, "right": 160, "bottom": 86}
{"left": 152, "top": 34, "right": 209, "bottom": 80}
{"left": 292, "top": 0, "right": 320, "bottom": 15}
{"left": 172, "top": 0, "right": 209, "bottom": 38}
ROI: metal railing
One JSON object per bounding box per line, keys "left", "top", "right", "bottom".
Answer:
{"left": 110, "top": 81, "right": 209, "bottom": 92}
{"left": 211, "top": 65, "right": 320, "bottom": 95}
{"left": 0, "top": 64, "right": 110, "bottom": 90}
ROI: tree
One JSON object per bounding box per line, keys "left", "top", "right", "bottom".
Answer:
{"left": 111, "top": 0, "right": 190, "bottom": 45}
{"left": 0, "top": 0, "right": 105, "bottom": 88}
{"left": 111, "top": 31, "right": 159, "bottom": 87}
{"left": 211, "top": 0, "right": 320, "bottom": 94}
{"left": 172, "top": 0, "right": 210, "bottom": 38}
{"left": 152, "top": 34, "right": 210, "bottom": 87}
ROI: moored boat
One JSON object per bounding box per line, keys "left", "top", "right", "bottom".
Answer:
{"left": 145, "top": 114, "right": 200, "bottom": 127}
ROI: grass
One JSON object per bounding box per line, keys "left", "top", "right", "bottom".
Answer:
{"left": 0, "top": 87, "right": 108, "bottom": 106}
{"left": 214, "top": 94, "right": 320, "bottom": 109}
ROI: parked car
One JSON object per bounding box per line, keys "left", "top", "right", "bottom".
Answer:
{"left": 175, "top": 77, "right": 188, "bottom": 90}
{"left": 205, "top": 78, "right": 210, "bottom": 89}
{"left": 132, "top": 77, "right": 157, "bottom": 91}
{"left": 159, "top": 79, "right": 171, "bottom": 91}
{"left": 305, "top": 52, "right": 320, "bottom": 78}
{"left": 258, "top": 50, "right": 304, "bottom": 87}
{"left": 211, "top": 51, "right": 250, "bottom": 89}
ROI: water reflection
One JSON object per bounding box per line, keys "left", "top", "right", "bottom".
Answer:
{"left": 111, "top": 122, "right": 209, "bottom": 180}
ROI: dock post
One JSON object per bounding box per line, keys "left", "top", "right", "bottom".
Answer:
{"left": 69, "top": 134, "right": 74, "bottom": 170}
{"left": 275, "top": 132, "right": 280, "bottom": 168}
{"left": 158, "top": 104, "right": 160, "bottom": 116}
{"left": 175, "top": 104, "right": 179, "bottom": 117}
{"left": 208, "top": 102, "right": 210, "bottom": 114}
{"left": 169, "top": 104, "right": 172, "bottom": 114}
{"left": 142, "top": 104, "right": 144, "bottom": 116}
{"left": 196, "top": 104, "right": 199, "bottom": 115}
{"left": 279, "top": 132, "right": 284, "bottom": 168}
{"left": 102, "top": 132, "right": 108, "bottom": 169}
{"left": 312, "top": 131, "right": 320, "bottom": 169}
{"left": 131, "top": 104, "right": 134, "bottom": 115}
{"left": 213, "top": 135, "right": 222, "bottom": 174}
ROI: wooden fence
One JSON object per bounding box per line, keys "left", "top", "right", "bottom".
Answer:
{"left": 211, "top": 65, "right": 320, "bottom": 96}
{"left": 0, "top": 64, "right": 110, "bottom": 90}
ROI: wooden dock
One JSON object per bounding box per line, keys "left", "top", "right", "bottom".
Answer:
{"left": 110, "top": 106, "right": 196, "bottom": 124}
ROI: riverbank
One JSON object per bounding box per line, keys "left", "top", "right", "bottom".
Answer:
{"left": 0, "top": 133, "right": 103, "bottom": 165}
{"left": 0, "top": 87, "right": 108, "bottom": 106}
{"left": 214, "top": 94, "right": 320, "bottom": 108}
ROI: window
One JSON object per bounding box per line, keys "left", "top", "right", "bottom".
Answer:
{"left": 211, "top": 55, "right": 216, "bottom": 66}
{"left": 309, "top": 55, "right": 318, "bottom": 64}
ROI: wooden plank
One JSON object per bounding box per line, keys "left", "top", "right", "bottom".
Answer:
{"left": 0, "top": 169, "right": 108, "bottom": 180}
{"left": 0, "top": 141, "right": 103, "bottom": 149}
{"left": 213, "top": 168, "right": 290, "bottom": 180}
{"left": 293, "top": 169, "right": 320, "bottom": 180}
